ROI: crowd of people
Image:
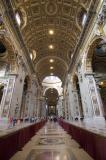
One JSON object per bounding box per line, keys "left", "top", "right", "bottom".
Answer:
{"left": 0, "top": 115, "right": 61, "bottom": 129}
{"left": 7, "top": 116, "right": 40, "bottom": 128}
{"left": 48, "top": 116, "right": 57, "bottom": 122}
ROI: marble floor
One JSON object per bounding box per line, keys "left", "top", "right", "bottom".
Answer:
{"left": 10, "top": 122, "right": 94, "bottom": 160}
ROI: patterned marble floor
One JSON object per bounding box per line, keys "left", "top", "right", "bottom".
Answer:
{"left": 10, "top": 122, "right": 94, "bottom": 160}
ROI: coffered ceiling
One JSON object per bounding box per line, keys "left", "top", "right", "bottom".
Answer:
{"left": 12, "top": 0, "right": 95, "bottom": 82}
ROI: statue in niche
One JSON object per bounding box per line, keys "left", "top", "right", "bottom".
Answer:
{"left": 0, "top": 14, "right": 5, "bottom": 30}
{"left": 95, "top": 105, "right": 100, "bottom": 116}
{"left": 92, "top": 96, "right": 100, "bottom": 116}
{"left": 91, "top": 86, "right": 95, "bottom": 93}
{"left": 92, "top": 96, "right": 98, "bottom": 104}
{"left": 0, "top": 14, "right": 6, "bottom": 36}
{"left": 16, "top": 53, "right": 27, "bottom": 72}
{"left": 98, "top": 2, "right": 106, "bottom": 35}
{"left": 89, "top": 78, "right": 93, "bottom": 84}
{"left": 5, "top": 63, "right": 11, "bottom": 75}
{"left": 0, "top": 14, "right": 3, "bottom": 26}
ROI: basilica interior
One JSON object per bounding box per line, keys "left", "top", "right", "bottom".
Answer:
{"left": 0, "top": 0, "right": 106, "bottom": 160}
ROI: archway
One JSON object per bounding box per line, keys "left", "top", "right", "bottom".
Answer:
{"left": 92, "top": 39, "right": 106, "bottom": 116}
{"left": 0, "top": 37, "right": 18, "bottom": 75}
{"left": 44, "top": 88, "right": 59, "bottom": 116}
{"left": 42, "top": 76, "right": 62, "bottom": 95}
{"left": 0, "top": 37, "right": 19, "bottom": 118}
{"left": 86, "top": 38, "right": 106, "bottom": 117}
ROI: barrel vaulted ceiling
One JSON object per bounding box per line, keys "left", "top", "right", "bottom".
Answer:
{"left": 12, "top": 0, "right": 96, "bottom": 82}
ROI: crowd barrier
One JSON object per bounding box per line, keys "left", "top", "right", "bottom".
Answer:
{"left": 0, "top": 120, "right": 46, "bottom": 160}
{"left": 58, "top": 119, "right": 106, "bottom": 160}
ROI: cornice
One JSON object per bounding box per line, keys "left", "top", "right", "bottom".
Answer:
{"left": 68, "top": 0, "right": 102, "bottom": 74}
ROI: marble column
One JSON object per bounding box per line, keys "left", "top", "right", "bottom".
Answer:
{"left": 0, "top": 76, "right": 16, "bottom": 118}
{"left": 67, "top": 80, "right": 82, "bottom": 120}
{"left": 57, "top": 98, "right": 63, "bottom": 117}
{"left": 77, "top": 69, "right": 94, "bottom": 118}
{"left": 85, "top": 74, "right": 104, "bottom": 117}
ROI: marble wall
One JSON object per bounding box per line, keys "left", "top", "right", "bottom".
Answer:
{"left": 63, "top": 1, "right": 105, "bottom": 121}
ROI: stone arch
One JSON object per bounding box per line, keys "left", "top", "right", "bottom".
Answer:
{"left": 43, "top": 87, "right": 60, "bottom": 96}
{"left": 45, "top": 88, "right": 59, "bottom": 113}
{"left": 35, "top": 56, "right": 68, "bottom": 82}
{"left": 84, "top": 36, "right": 106, "bottom": 117}
{"left": 35, "top": 56, "right": 68, "bottom": 71}
{"left": 45, "top": 88, "right": 59, "bottom": 96}
{"left": 42, "top": 75, "right": 62, "bottom": 96}
{"left": 85, "top": 36, "right": 105, "bottom": 73}
{"left": 0, "top": 36, "right": 18, "bottom": 74}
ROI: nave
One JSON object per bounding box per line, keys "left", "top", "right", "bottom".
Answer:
{"left": 0, "top": 0, "right": 106, "bottom": 160}
{"left": 11, "top": 122, "right": 93, "bottom": 160}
